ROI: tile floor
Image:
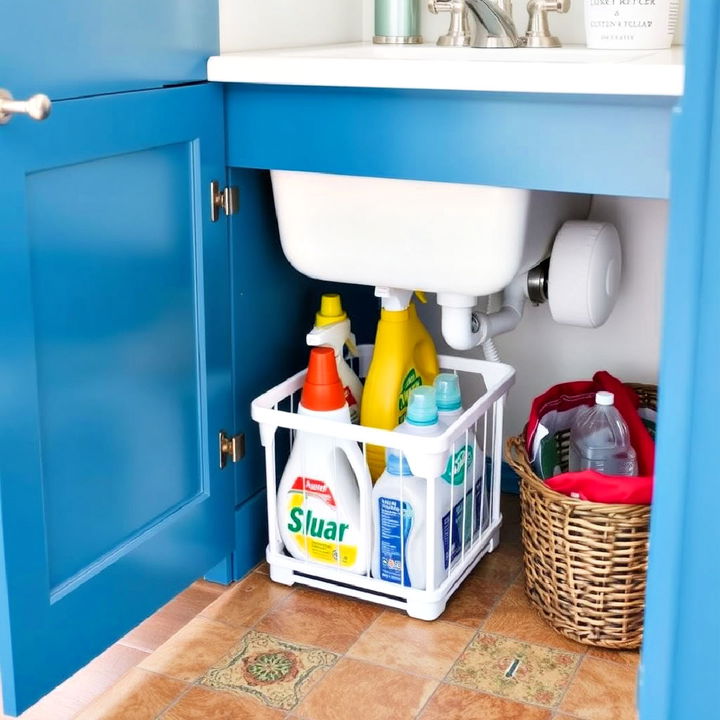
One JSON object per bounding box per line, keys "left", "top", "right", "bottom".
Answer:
{"left": 2, "top": 495, "right": 639, "bottom": 720}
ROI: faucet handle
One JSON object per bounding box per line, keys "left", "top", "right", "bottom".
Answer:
{"left": 429, "top": 0, "right": 471, "bottom": 47}
{"left": 525, "top": 0, "right": 570, "bottom": 48}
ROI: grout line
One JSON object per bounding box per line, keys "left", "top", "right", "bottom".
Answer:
{"left": 115, "top": 639, "right": 152, "bottom": 656}
{"left": 414, "top": 680, "right": 444, "bottom": 719}
{"left": 474, "top": 627, "right": 586, "bottom": 657}
{"left": 440, "top": 676, "right": 569, "bottom": 714}
{"left": 582, "top": 653, "right": 641, "bottom": 669}
{"left": 153, "top": 683, "right": 195, "bottom": 719}
{"left": 553, "top": 648, "right": 586, "bottom": 712}
{"left": 431, "top": 573, "right": 588, "bottom": 716}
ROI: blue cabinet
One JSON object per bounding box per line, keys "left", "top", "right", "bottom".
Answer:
{"left": 638, "top": 2, "right": 720, "bottom": 718}
{"left": 1, "top": 1, "right": 719, "bottom": 719}
{"left": 0, "top": 83, "right": 234, "bottom": 715}
{"left": 0, "top": 0, "right": 218, "bottom": 100}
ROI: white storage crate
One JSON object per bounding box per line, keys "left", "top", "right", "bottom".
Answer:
{"left": 251, "top": 345, "right": 515, "bottom": 621}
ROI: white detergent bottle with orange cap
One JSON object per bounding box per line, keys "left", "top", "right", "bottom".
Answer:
{"left": 306, "top": 293, "right": 363, "bottom": 424}
{"left": 362, "top": 287, "right": 440, "bottom": 480}
{"left": 277, "top": 346, "right": 372, "bottom": 574}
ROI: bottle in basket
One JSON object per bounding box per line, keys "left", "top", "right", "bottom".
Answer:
{"left": 569, "top": 391, "right": 638, "bottom": 476}
{"left": 277, "top": 347, "right": 372, "bottom": 574}
{"left": 306, "top": 293, "right": 363, "bottom": 424}
{"left": 434, "top": 373, "right": 487, "bottom": 546}
{"left": 371, "top": 387, "right": 453, "bottom": 590}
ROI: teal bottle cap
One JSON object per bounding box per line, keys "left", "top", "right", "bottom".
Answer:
{"left": 434, "top": 373, "right": 462, "bottom": 411}
{"left": 406, "top": 386, "right": 439, "bottom": 426}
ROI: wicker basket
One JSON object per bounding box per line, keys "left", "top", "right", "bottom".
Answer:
{"left": 504, "top": 384, "right": 656, "bottom": 650}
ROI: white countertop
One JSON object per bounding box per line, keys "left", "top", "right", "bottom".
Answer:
{"left": 208, "top": 42, "right": 684, "bottom": 97}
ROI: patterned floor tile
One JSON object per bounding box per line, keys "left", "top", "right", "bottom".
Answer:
{"left": 420, "top": 683, "right": 552, "bottom": 720}
{"left": 447, "top": 632, "right": 580, "bottom": 707}
{"left": 200, "top": 630, "right": 338, "bottom": 712}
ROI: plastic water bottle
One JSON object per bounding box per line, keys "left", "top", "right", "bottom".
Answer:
{"left": 569, "top": 391, "right": 638, "bottom": 476}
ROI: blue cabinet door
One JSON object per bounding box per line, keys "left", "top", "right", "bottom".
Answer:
{"left": 0, "top": 0, "right": 218, "bottom": 100}
{"left": 639, "top": 2, "right": 720, "bottom": 719}
{"left": 0, "top": 83, "right": 233, "bottom": 715}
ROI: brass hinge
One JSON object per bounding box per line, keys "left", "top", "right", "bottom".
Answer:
{"left": 219, "top": 431, "right": 245, "bottom": 469}
{"left": 210, "top": 180, "right": 239, "bottom": 222}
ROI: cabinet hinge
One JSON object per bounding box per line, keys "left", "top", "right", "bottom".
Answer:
{"left": 219, "top": 431, "right": 245, "bottom": 469}
{"left": 210, "top": 181, "right": 239, "bottom": 222}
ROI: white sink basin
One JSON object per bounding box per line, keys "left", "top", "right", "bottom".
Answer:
{"left": 271, "top": 170, "right": 590, "bottom": 297}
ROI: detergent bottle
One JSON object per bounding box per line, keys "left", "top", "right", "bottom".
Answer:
{"left": 362, "top": 288, "right": 440, "bottom": 480}
{"left": 306, "top": 293, "right": 363, "bottom": 424}
{"left": 434, "top": 373, "right": 486, "bottom": 550}
{"left": 277, "top": 347, "right": 372, "bottom": 574}
{"left": 371, "top": 386, "right": 451, "bottom": 590}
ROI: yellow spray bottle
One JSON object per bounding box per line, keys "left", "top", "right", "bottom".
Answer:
{"left": 361, "top": 288, "right": 440, "bottom": 480}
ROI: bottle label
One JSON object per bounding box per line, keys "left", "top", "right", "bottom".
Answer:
{"left": 398, "top": 367, "right": 423, "bottom": 424}
{"left": 586, "top": 0, "right": 677, "bottom": 46}
{"left": 285, "top": 477, "right": 357, "bottom": 567}
{"left": 442, "top": 474, "right": 488, "bottom": 565}
{"left": 442, "top": 497, "right": 466, "bottom": 569}
{"left": 378, "top": 497, "right": 413, "bottom": 585}
{"left": 441, "top": 445, "right": 474, "bottom": 486}
{"left": 344, "top": 386, "right": 359, "bottom": 424}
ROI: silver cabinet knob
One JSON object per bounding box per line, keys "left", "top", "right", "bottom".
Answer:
{"left": 0, "top": 88, "right": 51, "bottom": 125}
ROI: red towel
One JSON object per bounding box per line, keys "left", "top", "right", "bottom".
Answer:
{"left": 528, "top": 371, "right": 655, "bottom": 505}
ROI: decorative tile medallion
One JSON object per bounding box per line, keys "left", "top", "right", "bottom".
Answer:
{"left": 447, "top": 632, "right": 580, "bottom": 706}
{"left": 200, "top": 630, "right": 338, "bottom": 710}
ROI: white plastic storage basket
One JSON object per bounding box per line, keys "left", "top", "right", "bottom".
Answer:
{"left": 251, "top": 345, "right": 515, "bottom": 620}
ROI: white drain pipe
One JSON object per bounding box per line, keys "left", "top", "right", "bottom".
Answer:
{"left": 438, "top": 273, "right": 527, "bottom": 352}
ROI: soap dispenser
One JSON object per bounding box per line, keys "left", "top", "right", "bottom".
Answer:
{"left": 373, "top": 0, "right": 423, "bottom": 44}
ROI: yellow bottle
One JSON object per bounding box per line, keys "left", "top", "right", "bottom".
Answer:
{"left": 361, "top": 289, "right": 440, "bottom": 480}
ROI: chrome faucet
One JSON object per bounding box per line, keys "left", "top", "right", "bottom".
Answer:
{"left": 429, "top": 0, "right": 521, "bottom": 48}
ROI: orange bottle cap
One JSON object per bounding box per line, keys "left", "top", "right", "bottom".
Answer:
{"left": 301, "top": 347, "right": 346, "bottom": 411}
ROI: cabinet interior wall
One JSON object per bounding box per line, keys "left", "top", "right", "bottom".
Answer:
{"left": 418, "top": 195, "right": 667, "bottom": 437}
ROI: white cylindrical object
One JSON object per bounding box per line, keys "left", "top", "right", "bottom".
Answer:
{"left": 548, "top": 221, "right": 622, "bottom": 328}
{"left": 584, "top": 0, "right": 680, "bottom": 50}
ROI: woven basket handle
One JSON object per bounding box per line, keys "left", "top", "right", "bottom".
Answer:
{"left": 505, "top": 435, "right": 531, "bottom": 476}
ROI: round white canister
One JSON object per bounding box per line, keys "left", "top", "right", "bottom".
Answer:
{"left": 584, "top": 0, "right": 680, "bottom": 50}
